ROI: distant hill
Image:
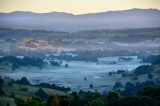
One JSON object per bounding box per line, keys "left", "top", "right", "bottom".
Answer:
{"left": 0, "top": 8, "right": 160, "bottom": 32}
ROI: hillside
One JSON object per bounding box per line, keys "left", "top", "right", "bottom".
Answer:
{"left": 0, "top": 9, "right": 160, "bottom": 31}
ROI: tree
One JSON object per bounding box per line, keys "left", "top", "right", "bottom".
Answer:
{"left": 16, "top": 77, "right": 30, "bottom": 85}
{"left": 0, "top": 78, "right": 4, "bottom": 96}
{"left": 0, "top": 56, "right": 44, "bottom": 69}
{"left": 12, "top": 67, "right": 15, "bottom": 71}
{"left": 15, "top": 98, "right": 26, "bottom": 106}
{"left": 139, "top": 87, "right": 160, "bottom": 99}
{"left": 10, "top": 92, "right": 15, "bottom": 98}
{"left": 148, "top": 73, "right": 153, "bottom": 79}
{"left": 15, "top": 97, "right": 46, "bottom": 106}
{"left": 112, "top": 96, "right": 157, "bottom": 106}
{"left": 133, "top": 77, "right": 138, "bottom": 81}
{"left": 123, "top": 82, "right": 135, "bottom": 96}
{"left": 121, "top": 73, "right": 126, "bottom": 77}
{"left": 19, "top": 87, "right": 28, "bottom": 92}
{"left": 90, "top": 99, "right": 104, "bottom": 106}
{"left": 47, "top": 91, "right": 58, "bottom": 106}
{"left": 35, "top": 88, "right": 48, "bottom": 100}
{"left": 59, "top": 94, "right": 70, "bottom": 106}
{"left": 106, "top": 91, "right": 121, "bottom": 106}
{"left": 113, "top": 82, "right": 122, "bottom": 90}
{"left": 108, "top": 72, "right": 113, "bottom": 76}
{"left": 64, "top": 64, "right": 69, "bottom": 68}
{"left": 134, "top": 65, "right": 153, "bottom": 76}
{"left": 26, "top": 97, "right": 46, "bottom": 106}
{"left": 0, "top": 77, "right": 4, "bottom": 86}
{"left": 0, "top": 86, "right": 4, "bottom": 96}
{"left": 6, "top": 102, "right": 10, "bottom": 106}
{"left": 107, "top": 91, "right": 120, "bottom": 100}
{"left": 70, "top": 92, "right": 81, "bottom": 106}
{"left": 152, "top": 56, "right": 160, "bottom": 65}
{"left": 116, "top": 70, "right": 125, "bottom": 74}
{"left": 90, "top": 84, "right": 94, "bottom": 89}
{"left": 50, "top": 61, "right": 60, "bottom": 67}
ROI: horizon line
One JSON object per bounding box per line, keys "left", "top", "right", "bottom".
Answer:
{"left": 0, "top": 8, "right": 159, "bottom": 15}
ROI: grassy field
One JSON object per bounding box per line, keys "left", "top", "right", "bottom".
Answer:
{"left": 0, "top": 80, "right": 65, "bottom": 106}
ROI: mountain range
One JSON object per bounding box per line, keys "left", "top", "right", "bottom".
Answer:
{"left": 0, "top": 8, "right": 160, "bottom": 32}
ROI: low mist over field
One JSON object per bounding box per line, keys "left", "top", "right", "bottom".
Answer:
{"left": 0, "top": 27, "right": 160, "bottom": 57}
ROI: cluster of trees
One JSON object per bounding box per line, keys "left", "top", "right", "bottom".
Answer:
{"left": 116, "top": 70, "right": 125, "bottom": 74}
{"left": 121, "top": 80, "right": 157, "bottom": 96}
{"left": 7, "top": 77, "right": 30, "bottom": 85}
{"left": 15, "top": 77, "right": 30, "bottom": 85}
{"left": 15, "top": 97, "right": 46, "bottom": 106}
{"left": 152, "top": 56, "right": 160, "bottom": 65}
{"left": 134, "top": 65, "right": 153, "bottom": 76}
{"left": 14, "top": 86, "right": 160, "bottom": 106}
{"left": 49, "top": 61, "right": 69, "bottom": 68}
{"left": 0, "top": 56, "right": 44, "bottom": 69}
{"left": 142, "top": 55, "right": 160, "bottom": 64}
{"left": 50, "top": 54, "right": 98, "bottom": 62}
{"left": 1, "top": 76, "right": 160, "bottom": 106}
{"left": 108, "top": 70, "right": 126, "bottom": 76}
{"left": 133, "top": 55, "right": 159, "bottom": 77}
{"left": 113, "top": 82, "right": 122, "bottom": 90}
{"left": 6, "top": 77, "right": 159, "bottom": 106}
{"left": 50, "top": 61, "right": 61, "bottom": 67}
{"left": 10, "top": 77, "right": 71, "bottom": 92}
{"left": 36, "top": 83, "right": 71, "bottom": 92}
{"left": 112, "top": 79, "right": 160, "bottom": 96}
{"left": 118, "top": 57, "right": 133, "bottom": 61}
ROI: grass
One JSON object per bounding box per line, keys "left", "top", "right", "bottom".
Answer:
{"left": 1, "top": 80, "right": 65, "bottom": 106}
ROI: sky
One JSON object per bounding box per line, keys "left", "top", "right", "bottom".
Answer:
{"left": 0, "top": 0, "right": 160, "bottom": 14}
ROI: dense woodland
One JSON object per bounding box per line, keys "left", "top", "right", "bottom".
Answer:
{"left": 1, "top": 76, "right": 160, "bottom": 106}
{"left": 12, "top": 87, "right": 160, "bottom": 106}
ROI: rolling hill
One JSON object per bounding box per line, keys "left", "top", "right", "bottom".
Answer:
{"left": 0, "top": 8, "right": 160, "bottom": 32}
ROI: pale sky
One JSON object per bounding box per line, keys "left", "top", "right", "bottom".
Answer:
{"left": 0, "top": 0, "right": 160, "bottom": 14}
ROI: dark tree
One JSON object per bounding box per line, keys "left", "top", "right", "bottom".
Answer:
{"left": 59, "top": 95, "right": 70, "bottom": 106}
{"left": 148, "top": 73, "right": 153, "bottom": 79}
{"left": 113, "top": 82, "right": 122, "bottom": 90}
{"left": 35, "top": 88, "right": 48, "bottom": 100}
{"left": 16, "top": 77, "right": 30, "bottom": 85}
{"left": 134, "top": 65, "right": 153, "bottom": 76}
{"left": 64, "top": 64, "right": 69, "bottom": 68}
{"left": 90, "top": 84, "right": 94, "bottom": 89}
